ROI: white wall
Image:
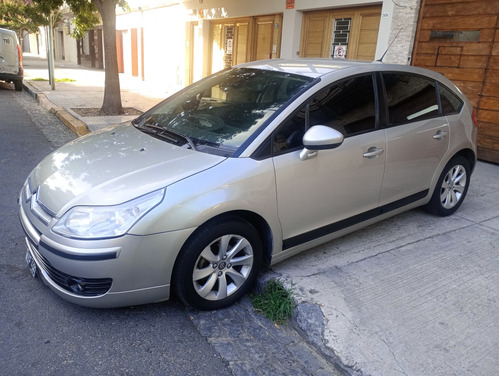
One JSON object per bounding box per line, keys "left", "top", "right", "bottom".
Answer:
{"left": 116, "top": 4, "right": 186, "bottom": 95}
{"left": 111, "top": 0, "right": 418, "bottom": 93}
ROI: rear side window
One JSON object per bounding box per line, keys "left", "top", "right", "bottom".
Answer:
{"left": 439, "top": 83, "right": 463, "bottom": 114}
{"left": 382, "top": 73, "right": 439, "bottom": 126}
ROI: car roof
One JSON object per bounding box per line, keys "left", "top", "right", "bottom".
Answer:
{"left": 235, "top": 58, "right": 374, "bottom": 78}
{"left": 0, "top": 27, "right": 16, "bottom": 34}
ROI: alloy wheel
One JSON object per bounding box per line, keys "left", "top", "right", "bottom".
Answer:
{"left": 440, "top": 164, "right": 467, "bottom": 209}
{"left": 192, "top": 234, "right": 254, "bottom": 301}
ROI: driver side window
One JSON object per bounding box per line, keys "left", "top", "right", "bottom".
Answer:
{"left": 309, "top": 74, "right": 376, "bottom": 136}
{"left": 273, "top": 105, "right": 307, "bottom": 153}
{"left": 272, "top": 73, "right": 377, "bottom": 155}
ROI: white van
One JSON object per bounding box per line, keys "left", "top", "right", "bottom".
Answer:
{"left": 0, "top": 28, "right": 23, "bottom": 91}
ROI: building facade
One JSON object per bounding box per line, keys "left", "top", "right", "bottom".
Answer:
{"left": 29, "top": 0, "right": 498, "bottom": 162}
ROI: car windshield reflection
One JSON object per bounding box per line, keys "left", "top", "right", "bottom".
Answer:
{"left": 134, "top": 68, "right": 313, "bottom": 156}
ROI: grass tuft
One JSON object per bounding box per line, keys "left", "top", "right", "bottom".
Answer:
{"left": 31, "top": 77, "right": 76, "bottom": 82}
{"left": 251, "top": 278, "right": 295, "bottom": 324}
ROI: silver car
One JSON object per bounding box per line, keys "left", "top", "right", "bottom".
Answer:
{"left": 19, "top": 59, "right": 477, "bottom": 310}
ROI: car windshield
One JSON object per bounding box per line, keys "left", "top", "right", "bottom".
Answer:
{"left": 133, "top": 68, "right": 313, "bottom": 156}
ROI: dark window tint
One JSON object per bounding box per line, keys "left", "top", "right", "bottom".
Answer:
{"left": 272, "top": 74, "right": 376, "bottom": 154}
{"left": 439, "top": 83, "right": 463, "bottom": 114}
{"left": 383, "top": 73, "right": 439, "bottom": 126}
{"left": 273, "top": 105, "right": 307, "bottom": 153}
{"left": 308, "top": 74, "right": 376, "bottom": 136}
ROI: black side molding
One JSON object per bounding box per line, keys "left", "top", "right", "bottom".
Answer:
{"left": 283, "top": 190, "right": 428, "bottom": 250}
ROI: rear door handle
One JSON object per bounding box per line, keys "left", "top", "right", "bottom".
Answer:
{"left": 363, "top": 147, "right": 384, "bottom": 159}
{"left": 433, "top": 130, "right": 448, "bottom": 140}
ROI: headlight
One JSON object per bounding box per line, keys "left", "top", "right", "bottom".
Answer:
{"left": 52, "top": 189, "right": 165, "bottom": 239}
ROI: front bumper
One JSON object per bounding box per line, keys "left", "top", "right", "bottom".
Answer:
{"left": 19, "top": 187, "right": 194, "bottom": 308}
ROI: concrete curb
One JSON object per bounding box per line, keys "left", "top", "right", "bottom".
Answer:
{"left": 254, "top": 269, "right": 353, "bottom": 375}
{"left": 48, "top": 107, "right": 90, "bottom": 137}
{"left": 23, "top": 81, "right": 90, "bottom": 137}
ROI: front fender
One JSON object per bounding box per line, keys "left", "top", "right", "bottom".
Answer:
{"left": 130, "top": 158, "right": 282, "bottom": 253}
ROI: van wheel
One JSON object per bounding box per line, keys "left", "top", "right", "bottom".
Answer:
{"left": 425, "top": 156, "right": 470, "bottom": 216}
{"left": 14, "top": 80, "right": 22, "bottom": 91}
{"left": 173, "top": 218, "right": 262, "bottom": 310}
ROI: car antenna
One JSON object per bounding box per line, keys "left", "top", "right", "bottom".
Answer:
{"left": 376, "top": 28, "right": 402, "bottom": 62}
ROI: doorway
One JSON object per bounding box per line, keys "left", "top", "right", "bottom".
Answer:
{"left": 209, "top": 14, "right": 282, "bottom": 75}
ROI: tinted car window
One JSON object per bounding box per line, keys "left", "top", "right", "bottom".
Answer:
{"left": 439, "top": 83, "right": 463, "bottom": 114}
{"left": 272, "top": 74, "right": 377, "bottom": 154}
{"left": 383, "top": 73, "right": 439, "bottom": 126}
{"left": 134, "top": 68, "right": 313, "bottom": 156}
{"left": 273, "top": 104, "right": 307, "bottom": 153}
{"left": 308, "top": 74, "right": 377, "bottom": 136}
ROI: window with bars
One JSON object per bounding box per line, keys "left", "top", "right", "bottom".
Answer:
{"left": 330, "top": 18, "right": 351, "bottom": 58}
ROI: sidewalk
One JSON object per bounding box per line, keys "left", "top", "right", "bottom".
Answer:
{"left": 22, "top": 53, "right": 165, "bottom": 134}
{"left": 22, "top": 53, "right": 499, "bottom": 376}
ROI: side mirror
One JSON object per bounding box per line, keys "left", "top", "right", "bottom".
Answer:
{"left": 300, "top": 125, "right": 344, "bottom": 161}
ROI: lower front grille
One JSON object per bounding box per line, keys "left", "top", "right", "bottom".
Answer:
{"left": 29, "top": 241, "right": 112, "bottom": 297}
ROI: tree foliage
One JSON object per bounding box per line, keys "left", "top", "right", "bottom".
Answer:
{"left": 0, "top": 1, "right": 51, "bottom": 34}
{"left": 2, "top": 0, "right": 128, "bottom": 114}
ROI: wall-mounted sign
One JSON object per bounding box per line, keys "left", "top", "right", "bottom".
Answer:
{"left": 286, "top": 0, "right": 295, "bottom": 9}
{"left": 333, "top": 45, "right": 347, "bottom": 59}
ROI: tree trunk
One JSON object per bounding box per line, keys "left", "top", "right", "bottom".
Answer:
{"left": 93, "top": 0, "right": 123, "bottom": 115}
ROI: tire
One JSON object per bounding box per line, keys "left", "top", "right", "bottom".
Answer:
{"left": 14, "top": 79, "right": 23, "bottom": 92}
{"left": 173, "top": 218, "right": 262, "bottom": 310}
{"left": 425, "top": 156, "right": 471, "bottom": 216}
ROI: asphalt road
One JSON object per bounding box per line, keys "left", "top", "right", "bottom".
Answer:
{"left": 0, "top": 84, "right": 232, "bottom": 376}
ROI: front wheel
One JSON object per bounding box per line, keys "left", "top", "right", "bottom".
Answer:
{"left": 173, "top": 218, "right": 262, "bottom": 310}
{"left": 425, "top": 156, "right": 471, "bottom": 216}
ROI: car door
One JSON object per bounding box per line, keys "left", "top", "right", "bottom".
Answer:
{"left": 378, "top": 73, "right": 450, "bottom": 206}
{"left": 271, "top": 74, "right": 386, "bottom": 249}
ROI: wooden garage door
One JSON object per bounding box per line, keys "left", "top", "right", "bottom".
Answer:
{"left": 412, "top": 0, "right": 499, "bottom": 163}
{"left": 300, "top": 6, "right": 382, "bottom": 60}
{"left": 209, "top": 14, "right": 282, "bottom": 75}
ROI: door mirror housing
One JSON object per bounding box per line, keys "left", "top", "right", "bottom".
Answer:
{"left": 300, "top": 125, "right": 344, "bottom": 160}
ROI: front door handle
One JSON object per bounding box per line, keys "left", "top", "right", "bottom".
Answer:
{"left": 433, "top": 130, "right": 448, "bottom": 140}
{"left": 363, "top": 147, "right": 384, "bottom": 159}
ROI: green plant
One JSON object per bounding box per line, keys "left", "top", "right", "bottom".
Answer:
{"left": 31, "top": 77, "right": 76, "bottom": 82}
{"left": 251, "top": 278, "right": 295, "bottom": 324}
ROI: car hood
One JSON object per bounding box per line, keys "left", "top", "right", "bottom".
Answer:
{"left": 28, "top": 123, "right": 225, "bottom": 216}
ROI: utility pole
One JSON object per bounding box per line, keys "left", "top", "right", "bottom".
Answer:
{"left": 47, "top": 10, "right": 56, "bottom": 90}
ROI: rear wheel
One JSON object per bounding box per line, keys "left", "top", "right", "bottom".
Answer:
{"left": 173, "top": 218, "right": 262, "bottom": 310}
{"left": 14, "top": 79, "right": 22, "bottom": 91}
{"left": 425, "top": 156, "right": 470, "bottom": 216}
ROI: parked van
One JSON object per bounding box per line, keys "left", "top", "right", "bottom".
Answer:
{"left": 0, "top": 28, "right": 23, "bottom": 91}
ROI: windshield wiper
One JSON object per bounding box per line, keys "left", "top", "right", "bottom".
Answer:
{"left": 164, "top": 128, "right": 198, "bottom": 151}
{"left": 137, "top": 122, "right": 197, "bottom": 151}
